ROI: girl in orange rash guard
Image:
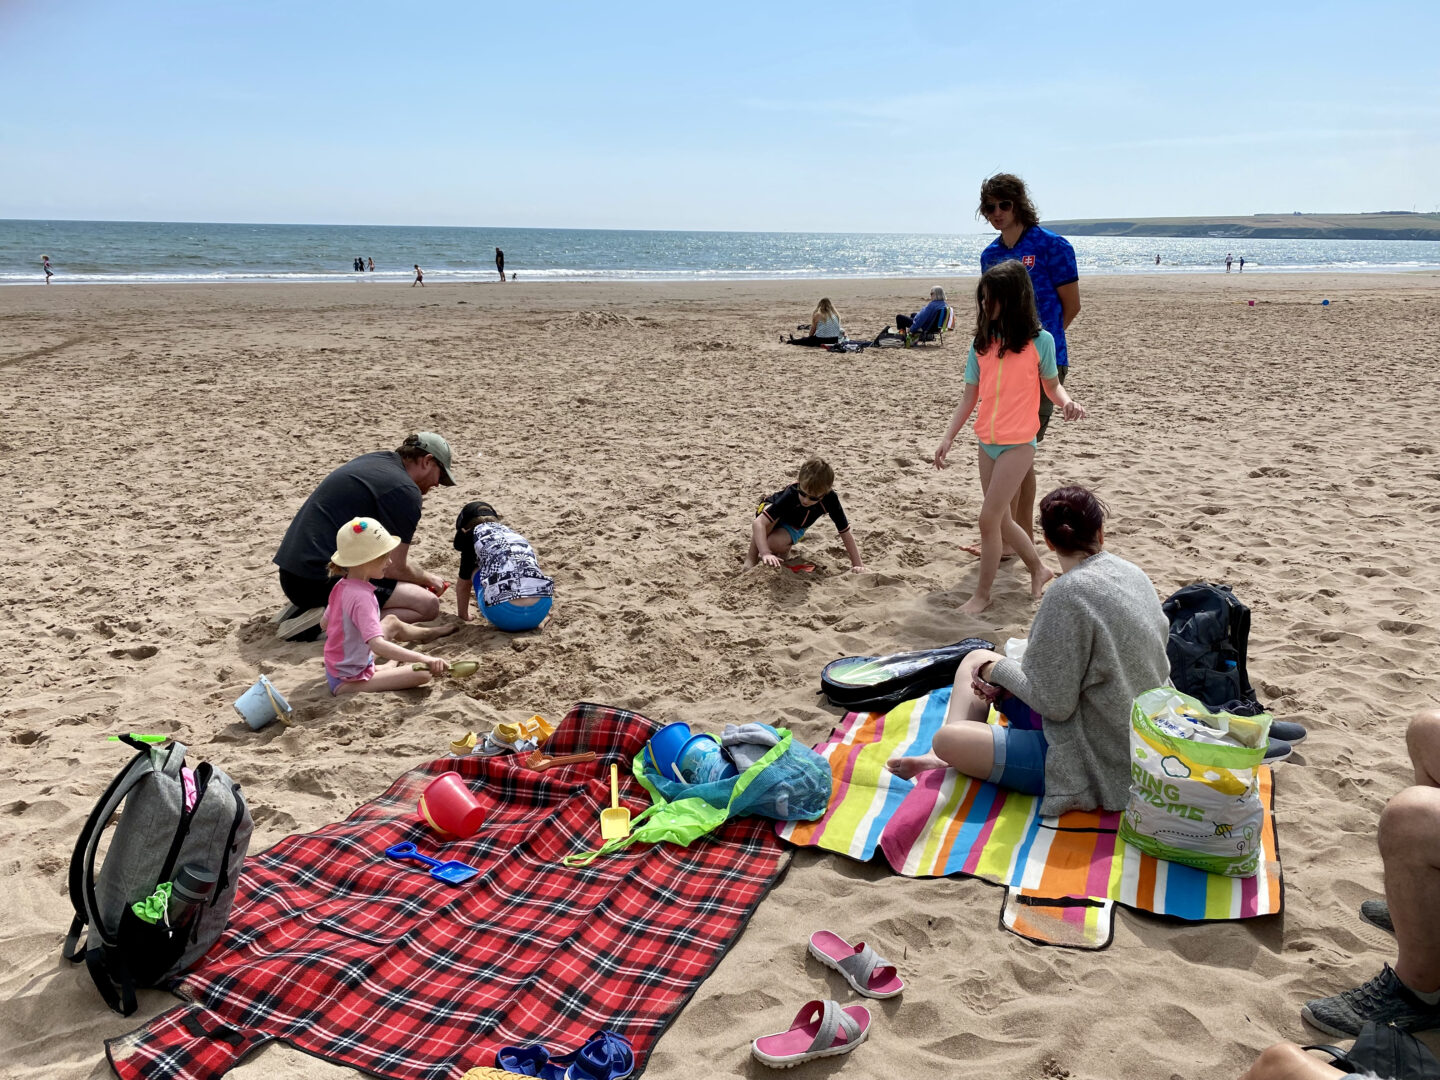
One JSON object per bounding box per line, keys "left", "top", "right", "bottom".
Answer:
{"left": 934, "top": 260, "right": 1086, "bottom": 614}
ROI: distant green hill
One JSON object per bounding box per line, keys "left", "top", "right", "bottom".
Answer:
{"left": 1045, "top": 212, "right": 1440, "bottom": 242}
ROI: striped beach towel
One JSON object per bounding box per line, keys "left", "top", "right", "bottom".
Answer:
{"left": 778, "top": 690, "right": 1283, "bottom": 948}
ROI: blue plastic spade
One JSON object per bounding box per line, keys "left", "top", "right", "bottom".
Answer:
{"left": 384, "top": 841, "right": 480, "bottom": 885}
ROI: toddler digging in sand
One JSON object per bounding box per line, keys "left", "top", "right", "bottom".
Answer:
{"left": 452, "top": 501, "right": 554, "bottom": 632}
{"left": 324, "top": 517, "right": 452, "bottom": 694}
{"left": 744, "top": 457, "right": 866, "bottom": 574}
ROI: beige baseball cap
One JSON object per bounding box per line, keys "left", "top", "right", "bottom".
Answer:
{"left": 414, "top": 432, "right": 456, "bottom": 486}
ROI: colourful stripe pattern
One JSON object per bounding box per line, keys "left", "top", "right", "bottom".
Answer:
{"left": 782, "top": 690, "right": 1284, "bottom": 923}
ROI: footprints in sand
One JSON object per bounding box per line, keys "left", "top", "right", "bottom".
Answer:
{"left": 108, "top": 644, "right": 159, "bottom": 660}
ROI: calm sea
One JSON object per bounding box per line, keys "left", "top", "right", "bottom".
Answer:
{"left": 4, "top": 219, "right": 1438, "bottom": 286}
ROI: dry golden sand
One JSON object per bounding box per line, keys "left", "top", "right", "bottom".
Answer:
{"left": 1, "top": 273, "right": 1438, "bottom": 1079}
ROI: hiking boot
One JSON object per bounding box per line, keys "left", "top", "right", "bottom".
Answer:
{"left": 276, "top": 606, "right": 324, "bottom": 642}
{"left": 1302, "top": 964, "right": 1440, "bottom": 1037}
{"left": 1360, "top": 898, "right": 1394, "bottom": 934}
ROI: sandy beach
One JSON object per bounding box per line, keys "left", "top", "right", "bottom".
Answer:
{"left": 2, "top": 272, "right": 1438, "bottom": 1079}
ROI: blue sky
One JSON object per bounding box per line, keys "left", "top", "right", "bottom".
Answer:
{"left": 2, "top": 0, "right": 1436, "bottom": 231}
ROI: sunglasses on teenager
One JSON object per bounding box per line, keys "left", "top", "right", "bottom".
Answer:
{"left": 981, "top": 199, "right": 1014, "bottom": 215}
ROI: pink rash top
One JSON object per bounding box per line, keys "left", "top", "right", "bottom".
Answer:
{"left": 323, "top": 577, "right": 383, "bottom": 682}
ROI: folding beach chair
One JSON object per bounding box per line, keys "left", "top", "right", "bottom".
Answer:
{"left": 905, "top": 303, "right": 955, "bottom": 347}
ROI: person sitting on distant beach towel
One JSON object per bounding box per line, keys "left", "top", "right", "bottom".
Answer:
{"left": 786, "top": 297, "right": 845, "bottom": 346}
{"left": 744, "top": 456, "right": 866, "bottom": 574}
{"left": 452, "top": 501, "right": 554, "bottom": 632}
{"left": 886, "top": 486, "right": 1170, "bottom": 818}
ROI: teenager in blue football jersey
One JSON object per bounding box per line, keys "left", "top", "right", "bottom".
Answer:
{"left": 972, "top": 174, "right": 1082, "bottom": 554}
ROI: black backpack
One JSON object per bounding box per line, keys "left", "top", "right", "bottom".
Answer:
{"left": 1162, "top": 583, "right": 1264, "bottom": 716}
{"left": 820, "top": 638, "right": 994, "bottom": 715}
{"left": 63, "top": 737, "right": 252, "bottom": 1016}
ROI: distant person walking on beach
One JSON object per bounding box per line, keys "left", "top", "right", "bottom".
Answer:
{"left": 974, "top": 172, "right": 1081, "bottom": 553}
{"left": 495, "top": 248, "right": 505, "bottom": 282}
{"left": 413, "top": 264, "right": 424, "bottom": 287}
{"left": 1226, "top": 253, "right": 1234, "bottom": 273}
{"left": 1239, "top": 257, "right": 1245, "bottom": 272}
{"left": 42, "top": 255, "right": 52, "bottom": 283}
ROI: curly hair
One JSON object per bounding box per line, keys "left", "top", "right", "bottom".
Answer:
{"left": 977, "top": 173, "right": 1040, "bottom": 229}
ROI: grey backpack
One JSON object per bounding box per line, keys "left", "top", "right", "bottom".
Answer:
{"left": 63, "top": 736, "right": 252, "bottom": 1015}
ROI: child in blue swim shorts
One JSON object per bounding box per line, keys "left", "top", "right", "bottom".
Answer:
{"left": 453, "top": 501, "right": 554, "bottom": 632}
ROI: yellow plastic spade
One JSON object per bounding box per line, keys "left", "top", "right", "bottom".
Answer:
{"left": 600, "top": 763, "right": 631, "bottom": 840}
{"left": 411, "top": 660, "right": 480, "bottom": 677}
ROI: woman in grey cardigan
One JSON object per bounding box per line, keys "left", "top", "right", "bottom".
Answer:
{"left": 887, "top": 486, "right": 1170, "bottom": 817}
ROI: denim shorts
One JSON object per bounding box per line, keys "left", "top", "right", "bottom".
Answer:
{"left": 987, "top": 697, "right": 1049, "bottom": 795}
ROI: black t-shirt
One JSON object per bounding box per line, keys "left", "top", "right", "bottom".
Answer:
{"left": 273, "top": 451, "right": 423, "bottom": 580}
{"left": 759, "top": 484, "right": 850, "bottom": 534}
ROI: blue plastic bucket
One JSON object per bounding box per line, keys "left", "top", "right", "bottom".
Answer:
{"left": 233, "top": 675, "right": 293, "bottom": 730}
{"left": 676, "top": 734, "right": 738, "bottom": 784}
{"left": 644, "top": 722, "right": 691, "bottom": 782}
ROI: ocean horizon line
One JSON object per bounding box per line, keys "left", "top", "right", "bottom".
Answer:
{"left": 6, "top": 219, "right": 1440, "bottom": 286}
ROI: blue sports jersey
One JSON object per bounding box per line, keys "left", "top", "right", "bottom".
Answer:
{"left": 980, "top": 225, "right": 1079, "bottom": 367}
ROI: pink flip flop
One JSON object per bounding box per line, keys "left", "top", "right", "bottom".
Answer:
{"left": 807, "top": 930, "right": 905, "bottom": 999}
{"left": 751, "top": 999, "right": 870, "bottom": 1069}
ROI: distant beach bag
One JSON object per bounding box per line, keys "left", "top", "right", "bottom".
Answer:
{"left": 1118, "top": 689, "right": 1270, "bottom": 878}
{"left": 63, "top": 737, "right": 252, "bottom": 1015}
{"left": 562, "top": 725, "right": 830, "bottom": 866}
{"left": 1163, "top": 583, "right": 1264, "bottom": 716}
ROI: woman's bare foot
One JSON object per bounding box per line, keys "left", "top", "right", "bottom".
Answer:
{"left": 886, "top": 753, "right": 948, "bottom": 780}
{"left": 394, "top": 621, "right": 459, "bottom": 644}
{"left": 1030, "top": 565, "right": 1055, "bottom": 600}
{"left": 960, "top": 592, "right": 991, "bottom": 615}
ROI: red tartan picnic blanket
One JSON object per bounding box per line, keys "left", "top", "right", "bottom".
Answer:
{"left": 107, "top": 703, "right": 789, "bottom": 1080}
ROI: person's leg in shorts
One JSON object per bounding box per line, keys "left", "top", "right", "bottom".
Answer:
{"left": 744, "top": 505, "right": 804, "bottom": 568}
{"left": 1010, "top": 365, "right": 1067, "bottom": 545}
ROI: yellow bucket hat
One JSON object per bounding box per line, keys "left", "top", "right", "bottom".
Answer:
{"left": 332, "top": 517, "right": 401, "bottom": 567}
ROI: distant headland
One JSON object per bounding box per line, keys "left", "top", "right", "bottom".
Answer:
{"left": 1046, "top": 212, "right": 1440, "bottom": 242}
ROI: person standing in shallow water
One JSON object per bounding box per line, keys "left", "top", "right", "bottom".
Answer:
{"left": 495, "top": 248, "right": 505, "bottom": 282}
{"left": 970, "top": 173, "right": 1081, "bottom": 556}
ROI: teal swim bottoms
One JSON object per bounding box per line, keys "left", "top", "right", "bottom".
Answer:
{"left": 978, "top": 438, "right": 1037, "bottom": 460}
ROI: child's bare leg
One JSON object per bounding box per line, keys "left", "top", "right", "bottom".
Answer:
{"left": 744, "top": 523, "right": 794, "bottom": 568}
{"left": 999, "top": 514, "right": 1053, "bottom": 598}
{"left": 334, "top": 661, "right": 433, "bottom": 694}
{"left": 962, "top": 452, "right": 1017, "bottom": 560}
{"left": 962, "top": 446, "right": 1035, "bottom": 614}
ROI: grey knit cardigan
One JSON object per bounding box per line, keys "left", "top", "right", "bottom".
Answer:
{"left": 987, "top": 551, "right": 1171, "bottom": 817}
